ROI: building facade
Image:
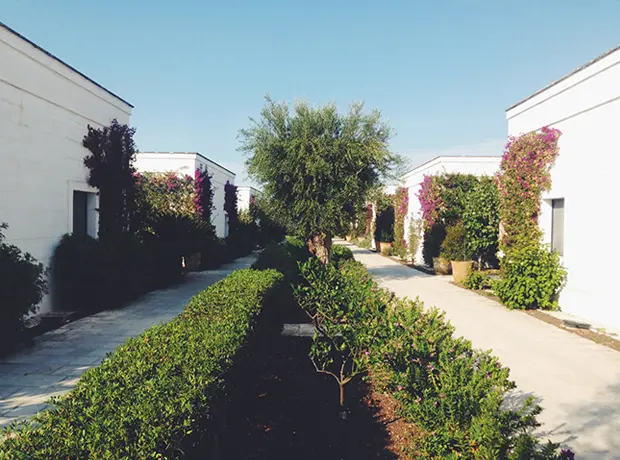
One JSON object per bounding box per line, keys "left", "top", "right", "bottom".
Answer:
{"left": 236, "top": 185, "right": 261, "bottom": 212}
{"left": 401, "top": 156, "right": 501, "bottom": 264}
{"left": 506, "top": 45, "right": 620, "bottom": 330}
{"left": 134, "top": 152, "right": 235, "bottom": 238}
{"left": 0, "top": 22, "right": 132, "bottom": 271}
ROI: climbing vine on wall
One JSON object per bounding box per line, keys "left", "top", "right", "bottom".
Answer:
{"left": 135, "top": 172, "right": 196, "bottom": 218}
{"left": 496, "top": 126, "right": 561, "bottom": 251}
{"left": 392, "top": 186, "right": 409, "bottom": 258}
{"left": 224, "top": 181, "right": 239, "bottom": 234}
{"left": 194, "top": 167, "right": 214, "bottom": 224}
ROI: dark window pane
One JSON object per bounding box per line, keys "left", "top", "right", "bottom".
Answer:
{"left": 73, "top": 191, "right": 88, "bottom": 236}
{"left": 551, "top": 199, "right": 564, "bottom": 256}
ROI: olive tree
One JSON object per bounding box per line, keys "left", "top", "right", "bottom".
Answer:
{"left": 239, "top": 97, "right": 397, "bottom": 263}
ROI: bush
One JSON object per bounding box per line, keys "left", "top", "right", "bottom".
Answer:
{"left": 357, "top": 235, "right": 372, "bottom": 249}
{"left": 422, "top": 223, "right": 446, "bottom": 266}
{"left": 462, "top": 177, "right": 500, "bottom": 267}
{"left": 51, "top": 234, "right": 181, "bottom": 313}
{"left": 287, "top": 247, "right": 570, "bottom": 458}
{"left": 463, "top": 270, "right": 490, "bottom": 290}
{"left": 0, "top": 224, "right": 47, "bottom": 352}
{"left": 1, "top": 269, "right": 283, "bottom": 458}
{"left": 440, "top": 221, "right": 471, "bottom": 262}
{"left": 331, "top": 244, "right": 354, "bottom": 267}
{"left": 493, "top": 245, "right": 566, "bottom": 310}
{"left": 251, "top": 237, "right": 311, "bottom": 284}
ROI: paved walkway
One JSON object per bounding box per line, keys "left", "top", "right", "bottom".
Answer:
{"left": 0, "top": 253, "right": 257, "bottom": 429}
{"left": 342, "top": 242, "right": 620, "bottom": 459}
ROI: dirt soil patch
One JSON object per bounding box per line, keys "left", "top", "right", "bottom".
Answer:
{"left": 215, "top": 333, "right": 418, "bottom": 459}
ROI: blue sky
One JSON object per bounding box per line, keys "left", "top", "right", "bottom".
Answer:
{"left": 2, "top": 0, "right": 619, "bottom": 184}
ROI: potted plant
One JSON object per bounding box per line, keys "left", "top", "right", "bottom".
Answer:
{"left": 433, "top": 256, "right": 452, "bottom": 275}
{"left": 440, "top": 221, "right": 472, "bottom": 283}
{"left": 375, "top": 229, "right": 393, "bottom": 254}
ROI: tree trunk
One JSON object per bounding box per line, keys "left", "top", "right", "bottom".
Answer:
{"left": 339, "top": 382, "right": 345, "bottom": 407}
{"left": 307, "top": 233, "right": 332, "bottom": 264}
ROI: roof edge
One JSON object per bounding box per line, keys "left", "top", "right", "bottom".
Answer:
{"left": 401, "top": 154, "right": 501, "bottom": 179}
{"left": 137, "top": 151, "right": 236, "bottom": 177}
{"left": 0, "top": 21, "right": 133, "bottom": 108}
{"left": 506, "top": 44, "right": 620, "bottom": 113}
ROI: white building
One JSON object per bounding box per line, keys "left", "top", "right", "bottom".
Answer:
{"left": 0, "top": 22, "right": 132, "bottom": 268}
{"left": 236, "top": 185, "right": 261, "bottom": 212}
{"left": 134, "top": 152, "right": 235, "bottom": 238}
{"left": 401, "top": 156, "right": 501, "bottom": 263}
{"left": 506, "top": 45, "right": 620, "bottom": 331}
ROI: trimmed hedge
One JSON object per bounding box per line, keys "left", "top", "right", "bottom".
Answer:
{"left": 1, "top": 269, "right": 283, "bottom": 458}
{"left": 51, "top": 234, "right": 182, "bottom": 313}
{"left": 330, "top": 244, "right": 354, "bottom": 267}
{"left": 296, "top": 256, "right": 572, "bottom": 459}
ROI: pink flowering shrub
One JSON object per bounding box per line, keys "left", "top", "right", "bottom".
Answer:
{"left": 417, "top": 175, "right": 443, "bottom": 228}
{"left": 135, "top": 172, "right": 196, "bottom": 218}
{"left": 496, "top": 126, "right": 561, "bottom": 251}
{"left": 194, "top": 167, "right": 214, "bottom": 223}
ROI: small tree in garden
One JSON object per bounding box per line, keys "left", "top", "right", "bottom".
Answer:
{"left": 462, "top": 177, "right": 500, "bottom": 268}
{"left": 295, "top": 258, "right": 379, "bottom": 411}
{"left": 496, "top": 126, "right": 561, "bottom": 251}
{"left": 224, "top": 181, "right": 239, "bottom": 234}
{"left": 240, "top": 96, "right": 398, "bottom": 263}
{"left": 194, "top": 167, "right": 214, "bottom": 224}
{"left": 83, "top": 119, "right": 137, "bottom": 240}
{"left": 407, "top": 217, "right": 423, "bottom": 262}
{"left": 392, "top": 186, "right": 409, "bottom": 258}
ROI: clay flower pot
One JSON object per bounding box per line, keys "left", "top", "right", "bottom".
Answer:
{"left": 378, "top": 241, "right": 393, "bottom": 255}
{"left": 451, "top": 260, "right": 473, "bottom": 283}
{"left": 433, "top": 257, "right": 452, "bottom": 275}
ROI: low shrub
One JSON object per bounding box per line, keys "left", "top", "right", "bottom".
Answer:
{"left": 330, "top": 244, "right": 354, "bottom": 267}
{"left": 440, "top": 221, "right": 471, "bottom": 262}
{"left": 493, "top": 245, "right": 566, "bottom": 310}
{"left": 51, "top": 234, "right": 181, "bottom": 313}
{"left": 252, "top": 237, "right": 311, "bottom": 284}
{"left": 463, "top": 270, "right": 490, "bottom": 290}
{"left": 357, "top": 236, "right": 372, "bottom": 249}
{"left": 1, "top": 269, "right": 283, "bottom": 458}
{"left": 0, "top": 224, "right": 47, "bottom": 352}
{"left": 380, "top": 244, "right": 393, "bottom": 257}
{"left": 292, "top": 248, "right": 572, "bottom": 458}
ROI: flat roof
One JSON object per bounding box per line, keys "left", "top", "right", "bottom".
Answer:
{"left": 506, "top": 44, "right": 620, "bottom": 112}
{"left": 0, "top": 21, "right": 133, "bottom": 108}
{"left": 401, "top": 154, "right": 501, "bottom": 178}
{"left": 138, "top": 151, "right": 236, "bottom": 176}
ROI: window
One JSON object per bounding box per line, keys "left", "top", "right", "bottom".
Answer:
{"left": 551, "top": 198, "right": 564, "bottom": 256}
{"left": 73, "top": 191, "right": 88, "bottom": 236}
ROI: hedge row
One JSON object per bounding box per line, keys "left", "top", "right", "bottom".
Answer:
{"left": 1, "top": 268, "right": 283, "bottom": 459}
{"left": 291, "top": 248, "right": 573, "bottom": 459}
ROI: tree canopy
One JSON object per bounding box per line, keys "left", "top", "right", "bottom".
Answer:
{"left": 239, "top": 97, "right": 397, "bottom": 262}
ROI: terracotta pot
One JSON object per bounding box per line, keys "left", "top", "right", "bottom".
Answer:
{"left": 451, "top": 260, "right": 473, "bottom": 283}
{"left": 345, "top": 235, "right": 352, "bottom": 242}
{"left": 357, "top": 236, "right": 365, "bottom": 242}
{"left": 433, "top": 257, "right": 452, "bottom": 275}
{"left": 377, "top": 241, "right": 393, "bottom": 255}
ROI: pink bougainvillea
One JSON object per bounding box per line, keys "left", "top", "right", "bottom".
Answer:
{"left": 496, "top": 126, "right": 561, "bottom": 250}
{"left": 417, "top": 175, "right": 443, "bottom": 228}
{"left": 194, "top": 167, "right": 214, "bottom": 222}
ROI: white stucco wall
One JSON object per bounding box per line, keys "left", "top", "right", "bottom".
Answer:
{"left": 0, "top": 24, "right": 132, "bottom": 312}
{"left": 236, "top": 186, "right": 260, "bottom": 212}
{"left": 134, "top": 152, "right": 235, "bottom": 238}
{"left": 506, "top": 46, "right": 620, "bottom": 330}
{"left": 401, "top": 156, "right": 501, "bottom": 264}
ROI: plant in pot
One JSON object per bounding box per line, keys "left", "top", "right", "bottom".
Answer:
{"left": 440, "top": 221, "right": 472, "bottom": 283}
{"left": 376, "top": 229, "right": 393, "bottom": 255}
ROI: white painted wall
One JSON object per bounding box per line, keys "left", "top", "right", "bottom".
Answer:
{"left": 401, "top": 156, "right": 501, "bottom": 264}
{"left": 237, "top": 186, "right": 260, "bottom": 212}
{"left": 134, "top": 152, "right": 235, "bottom": 238}
{"left": 0, "top": 24, "right": 132, "bottom": 311}
{"left": 506, "top": 46, "right": 620, "bottom": 330}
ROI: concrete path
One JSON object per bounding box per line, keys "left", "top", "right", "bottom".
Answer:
{"left": 0, "top": 253, "right": 257, "bottom": 429}
{"left": 342, "top": 242, "right": 620, "bottom": 459}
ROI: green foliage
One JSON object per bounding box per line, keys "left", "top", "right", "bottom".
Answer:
{"left": 462, "top": 177, "right": 500, "bottom": 266}
{"left": 1, "top": 269, "right": 283, "bottom": 458}
{"left": 440, "top": 222, "right": 471, "bottom": 262}
{"left": 357, "top": 235, "right": 372, "bottom": 249}
{"left": 51, "top": 234, "right": 182, "bottom": 313}
{"left": 82, "top": 120, "right": 137, "bottom": 240}
{"left": 0, "top": 223, "right": 47, "bottom": 352}
{"left": 330, "top": 245, "right": 354, "bottom": 267}
{"left": 251, "top": 237, "right": 311, "bottom": 284}
{"left": 463, "top": 270, "right": 491, "bottom": 290}
{"left": 240, "top": 96, "right": 398, "bottom": 261}
{"left": 294, "top": 258, "right": 385, "bottom": 406}
{"left": 407, "top": 217, "right": 423, "bottom": 262}
{"left": 493, "top": 245, "right": 566, "bottom": 310}
{"left": 135, "top": 172, "right": 197, "bottom": 219}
